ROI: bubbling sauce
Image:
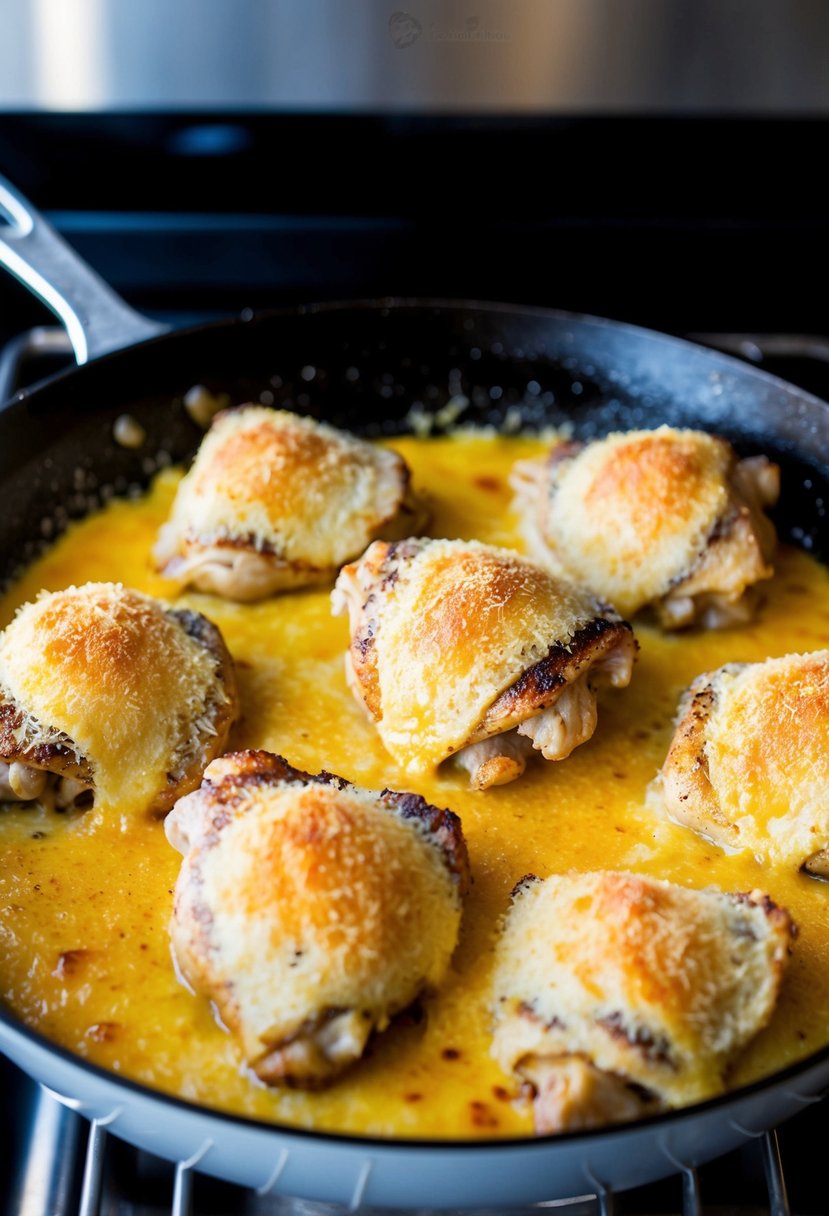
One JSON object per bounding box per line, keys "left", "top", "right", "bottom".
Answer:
{"left": 2, "top": 433, "right": 829, "bottom": 1138}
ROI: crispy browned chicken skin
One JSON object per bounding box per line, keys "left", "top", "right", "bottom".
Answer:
{"left": 492, "top": 872, "right": 794, "bottom": 1133}
{"left": 332, "top": 538, "right": 636, "bottom": 788}
{"left": 655, "top": 650, "right": 829, "bottom": 876}
{"left": 166, "top": 750, "right": 470, "bottom": 1086}
{"left": 0, "top": 583, "right": 238, "bottom": 815}
{"left": 511, "top": 427, "right": 779, "bottom": 629}
{"left": 155, "top": 406, "right": 426, "bottom": 600}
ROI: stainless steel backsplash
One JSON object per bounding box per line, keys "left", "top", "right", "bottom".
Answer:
{"left": 1, "top": 0, "right": 828, "bottom": 113}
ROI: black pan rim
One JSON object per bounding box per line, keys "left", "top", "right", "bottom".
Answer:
{"left": 7, "top": 295, "right": 829, "bottom": 424}
{"left": 2, "top": 296, "right": 829, "bottom": 1151}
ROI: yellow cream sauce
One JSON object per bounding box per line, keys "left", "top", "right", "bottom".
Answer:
{"left": 2, "top": 433, "right": 829, "bottom": 1139}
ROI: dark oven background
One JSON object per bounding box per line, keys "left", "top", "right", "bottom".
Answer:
{"left": 1, "top": 113, "right": 828, "bottom": 346}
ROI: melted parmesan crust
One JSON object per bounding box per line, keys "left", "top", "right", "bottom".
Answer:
{"left": 492, "top": 872, "right": 794, "bottom": 1124}
{"left": 512, "top": 427, "right": 778, "bottom": 623}
{"left": 154, "top": 406, "right": 425, "bottom": 599}
{"left": 0, "top": 583, "right": 238, "bottom": 814}
{"left": 332, "top": 538, "right": 635, "bottom": 777}
{"left": 657, "top": 651, "right": 829, "bottom": 875}
{"left": 167, "top": 750, "right": 470, "bottom": 1085}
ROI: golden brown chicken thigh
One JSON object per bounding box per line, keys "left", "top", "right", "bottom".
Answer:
{"left": 0, "top": 582, "right": 237, "bottom": 815}
{"left": 332, "top": 538, "right": 635, "bottom": 788}
{"left": 166, "top": 750, "right": 470, "bottom": 1086}
{"left": 154, "top": 406, "right": 425, "bottom": 600}
{"left": 511, "top": 427, "right": 779, "bottom": 629}
{"left": 492, "top": 871, "right": 794, "bottom": 1133}
{"left": 655, "top": 650, "right": 829, "bottom": 876}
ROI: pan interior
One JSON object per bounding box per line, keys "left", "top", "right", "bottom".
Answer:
{"left": 1, "top": 302, "right": 829, "bottom": 1143}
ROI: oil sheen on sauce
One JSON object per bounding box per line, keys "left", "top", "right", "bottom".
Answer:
{"left": 1, "top": 433, "right": 829, "bottom": 1139}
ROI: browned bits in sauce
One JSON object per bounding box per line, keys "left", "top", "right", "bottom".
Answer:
{"left": 85, "top": 1022, "right": 121, "bottom": 1043}
{"left": 469, "top": 1100, "right": 499, "bottom": 1128}
{"left": 473, "top": 475, "right": 502, "bottom": 493}
{"left": 492, "top": 1085, "right": 512, "bottom": 1102}
{"left": 404, "top": 1092, "right": 423, "bottom": 1103}
{"left": 394, "top": 1003, "right": 425, "bottom": 1029}
{"left": 52, "top": 949, "right": 92, "bottom": 979}
{"left": 442, "top": 1047, "right": 461, "bottom": 1061}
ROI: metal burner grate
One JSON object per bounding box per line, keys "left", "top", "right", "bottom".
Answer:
{"left": 5, "top": 1078, "right": 811, "bottom": 1216}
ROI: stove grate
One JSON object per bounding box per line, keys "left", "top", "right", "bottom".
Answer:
{"left": 6, "top": 1082, "right": 799, "bottom": 1216}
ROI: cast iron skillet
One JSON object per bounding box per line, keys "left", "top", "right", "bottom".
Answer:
{"left": 1, "top": 176, "right": 829, "bottom": 1210}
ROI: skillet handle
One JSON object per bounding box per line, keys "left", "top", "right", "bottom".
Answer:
{"left": 0, "top": 175, "right": 168, "bottom": 365}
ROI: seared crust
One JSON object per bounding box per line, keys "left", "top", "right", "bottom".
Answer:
{"left": 168, "top": 749, "right": 471, "bottom": 892}
{"left": 491, "top": 872, "right": 794, "bottom": 1131}
{"left": 0, "top": 584, "right": 238, "bottom": 815}
{"left": 154, "top": 406, "right": 426, "bottom": 600}
{"left": 511, "top": 427, "right": 779, "bottom": 628}
{"left": 375, "top": 788, "right": 471, "bottom": 894}
{"left": 166, "top": 749, "right": 469, "bottom": 1085}
{"left": 332, "top": 538, "right": 636, "bottom": 783}
{"left": 657, "top": 651, "right": 829, "bottom": 875}
{"left": 0, "top": 701, "right": 93, "bottom": 785}
{"left": 474, "top": 617, "right": 634, "bottom": 741}
{"left": 337, "top": 538, "right": 420, "bottom": 722}
{"left": 658, "top": 674, "right": 738, "bottom": 849}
